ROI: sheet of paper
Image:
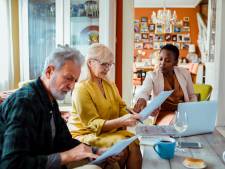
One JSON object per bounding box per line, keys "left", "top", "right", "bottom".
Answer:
{"left": 139, "top": 90, "right": 173, "bottom": 120}
{"left": 91, "top": 136, "right": 138, "bottom": 164}
{"left": 136, "top": 125, "right": 177, "bottom": 136}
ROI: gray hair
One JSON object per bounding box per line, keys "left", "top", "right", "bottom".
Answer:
{"left": 42, "top": 45, "right": 85, "bottom": 74}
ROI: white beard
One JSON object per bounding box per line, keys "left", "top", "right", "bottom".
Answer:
{"left": 49, "top": 74, "right": 67, "bottom": 100}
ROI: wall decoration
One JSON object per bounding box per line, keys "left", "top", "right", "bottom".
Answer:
{"left": 177, "top": 34, "right": 183, "bottom": 42}
{"left": 156, "top": 24, "right": 163, "bottom": 33}
{"left": 183, "top": 34, "right": 191, "bottom": 42}
{"left": 172, "top": 34, "right": 177, "bottom": 41}
{"left": 154, "top": 34, "right": 159, "bottom": 41}
{"left": 159, "top": 42, "right": 165, "bottom": 49}
{"left": 140, "top": 22, "right": 149, "bottom": 33}
{"left": 183, "top": 17, "right": 190, "bottom": 22}
{"left": 158, "top": 35, "right": 164, "bottom": 42}
{"left": 175, "top": 20, "right": 183, "bottom": 27}
{"left": 181, "top": 43, "right": 189, "bottom": 50}
{"left": 134, "top": 33, "right": 141, "bottom": 42}
{"left": 173, "top": 42, "right": 180, "bottom": 49}
{"left": 141, "top": 17, "right": 148, "bottom": 22}
{"left": 149, "top": 24, "right": 155, "bottom": 32}
{"left": 134, "top": 43, "right": 143, "bottom": 49}
{"left": 141, "top": 33, "right": 149, "bottom": 39}
{"left": 182, "top": 27, "right": 190, "bottom": 32}
{"left": 134, "top": 12, "right": 195, "bottom": 61}
{"left": 153, "top": 42, "right": 160, "bottom": 49}
{"left": 149, "top": 34, "right": 154, "bottom": 42}
{"left": 134, "top": 25, "right": 140, "bottom": 33}
{"left": 174, "top": 26, "right": 181, "bottom": 33}
{"left": 164, "top": 24, "right": 172, "bottom": 33}
{"left": 165, "top": 34, "right": 171, "bottom": 41}
{"left": 183, "top": 21, "right": 190, "bottom": 27}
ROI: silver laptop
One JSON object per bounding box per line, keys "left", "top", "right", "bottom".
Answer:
{"left": 177, "top": 101, "right": 217, "bottom": 137}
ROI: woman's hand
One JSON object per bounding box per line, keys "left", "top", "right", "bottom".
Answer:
{"left": 133, "top": 98, "right": 147, "bottom": 113}
{"left": 119, "top": 114, "right": 141, "bottom": 127}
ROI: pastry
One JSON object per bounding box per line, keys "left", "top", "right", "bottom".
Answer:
{"left": 183, "top": 157, "right": 206, "bottom": 168}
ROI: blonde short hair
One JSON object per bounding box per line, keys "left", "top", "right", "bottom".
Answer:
{"left": 87, "top": 43, "right": 114, "bottom": 62}
{"left": 84, "top": 43, "right": 114, "bottom": 81}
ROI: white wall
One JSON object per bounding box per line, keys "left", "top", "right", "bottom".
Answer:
{"left": 122, "top": 0, "right": 134, "bottom": 107}
{"left": 214, "top": 0, "right": 225, "bottom": 126}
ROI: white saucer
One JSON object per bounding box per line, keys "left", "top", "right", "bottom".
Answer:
{"left": 183, "top": 160, "right": 207, "bottom": 169}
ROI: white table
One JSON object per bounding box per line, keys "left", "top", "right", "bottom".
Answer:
{"left": 141, "top": 130, "right": 225, "bottom": 169}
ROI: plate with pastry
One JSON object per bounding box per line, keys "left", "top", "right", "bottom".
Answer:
{"left": 183, "top": 157, "right": 207, "bottom": 169}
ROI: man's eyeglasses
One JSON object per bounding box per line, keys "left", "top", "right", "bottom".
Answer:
{"left": 92, "top": 59, "right": 114, "bottom": 68}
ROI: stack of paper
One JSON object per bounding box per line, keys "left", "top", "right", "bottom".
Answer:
{"left": 91, "top": 136, "right": 138, "bottom": 164}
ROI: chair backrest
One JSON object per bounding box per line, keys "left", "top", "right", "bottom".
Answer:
{"left": 193, "top": 84, "right": 212, "bottom": 101}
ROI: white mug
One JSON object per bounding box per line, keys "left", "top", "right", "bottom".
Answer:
{"left": 223, "top": 151, "right": 225, "bottom": 162}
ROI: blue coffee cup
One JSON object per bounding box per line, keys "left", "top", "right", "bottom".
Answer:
{"left": 153, "top": 137, "right": 176, "bottom": 160}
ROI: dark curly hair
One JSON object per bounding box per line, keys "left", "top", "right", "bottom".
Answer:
{"left": 160, "top": 44, "right": 179, "bottom": 61}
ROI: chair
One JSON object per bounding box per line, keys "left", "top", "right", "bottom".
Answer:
{"left": 193, "top": 84, "right": 212, "bottom": 101}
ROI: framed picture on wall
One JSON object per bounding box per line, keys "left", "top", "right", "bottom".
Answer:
{"left": 164, "top": 24, "right": 172, "bottom": 33}
{"left": 149, "top": 34, "right": 154, "bottom": 42}
{"left": 177, "top": 34, "right": 183, "bottom": 42}
{"left": 183, "top": 17, "right": 190, "bottom": 22}
{"left": 174, "top": 26, "right": 181, "bottom": 33}
{"left": 141, "top": 33, "right": 149, "bottom": 39}
{"left": 134, "top": 25, "right": 140, "bottom": 33}
{"left": 172, "top": 34, "right": 177, "bottom": 41}
{"left": 173, "top": 42, "right": 180, "bottom": 49}
{"left": 141, "top": 17, "right": 148, "bottom": 22}
{"left": 175, "top": 20, "right": 183, "bottom": 27}
{"left": 153, "top": 42, "right": 160, "bottom": 49}
{"left": 154, "top": 34, "right": 159, "bottom": 41}
{"left": 134, "top": 33, "right": 141, "bottom": 42}
{"left": 156, "top": 24, "right": 163, "bottom": 33}
{"left": 182, "top": 27, "right": 190, "bottom": 32}
{"left": 134, "top": 43, "right": 143, "bottom": 49}
{"left": 158, "top": 35, "right": 164, "bottom": 41}
{"left": 165, "top": 34, "right": 171, "bottom": 41}
{"left": 159, "top": 42, "right": 165, "bottom": 49}
{"left": 149, "top": 24, "right": 155, "bottom": 32}
{"left": 183, "top": 34, "right": 191, "bottom": 42}
{"left": 181, "top": 43, "right": 189, "bottom": 50}
{"left": 183, "top": 21, "right": 190, "bottom": 27}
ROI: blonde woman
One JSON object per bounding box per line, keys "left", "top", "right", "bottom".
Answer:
{"left": 68, "top": 44, "right": 142, "bottom": 169}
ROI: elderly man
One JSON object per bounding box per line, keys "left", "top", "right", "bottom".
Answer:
{"left": 0, "top": 47, "right": 118, "bottom": 169}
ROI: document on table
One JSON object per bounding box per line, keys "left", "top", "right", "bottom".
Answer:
{"left": 136, "top": 125, "right": 178, "bottom": 136}
{"left": 91, "top": 136, "right": 138, "bottom": 164}
{"left": 139, "top": 90, "right": 173, "bottom": 120}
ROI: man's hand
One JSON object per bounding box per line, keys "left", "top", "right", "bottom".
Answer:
{"left": 60, "top": 143, "right": 99, "bottom": 165}
{"left": 133, "top": 98, "right": 147, "bottom": 113}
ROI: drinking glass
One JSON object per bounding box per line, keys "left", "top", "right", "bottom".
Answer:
{"left": 173, "top": 111, "right": 188, "bottom": 151}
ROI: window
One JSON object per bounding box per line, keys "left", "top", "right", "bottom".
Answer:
{"left": 0, "top": 0, "right": 13, "bottom": 90}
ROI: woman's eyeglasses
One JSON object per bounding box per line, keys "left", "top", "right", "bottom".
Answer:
{"left": 92, "top": 59, "right": 114, "bottom": 68}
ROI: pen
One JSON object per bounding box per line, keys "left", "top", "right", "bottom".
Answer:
{"left": 126, "top": 108, "right": 144, "bottom": 124}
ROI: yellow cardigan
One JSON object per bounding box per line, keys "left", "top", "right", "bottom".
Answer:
{"left": 68, "top": 79, "right": 134, "bottom": 147}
